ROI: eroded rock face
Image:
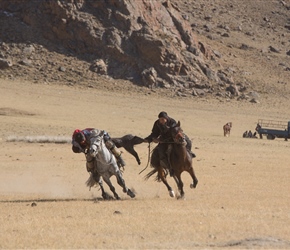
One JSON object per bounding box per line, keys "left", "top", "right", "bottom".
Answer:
{"left": 0, "top": 0, "right": 224, "bottom": 92}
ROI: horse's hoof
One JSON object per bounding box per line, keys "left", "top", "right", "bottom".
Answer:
{"left": 169, "top": 190, "right": 175, "bottom": 197}
{"left": 114, "top": 195, "right": 121, "bottom": 200}
{"left": 190, "top": 183, "right": 197, "bottom": 189}
{"left": 102, "top": 192, "right": 112, "bottom": 200}
{"left": 177, "top": 195, "right": 185, "bottom": 200}
{"left": 127, "top": 189, "right": 135, "bottom": 198}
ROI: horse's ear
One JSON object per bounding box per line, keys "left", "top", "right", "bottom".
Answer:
{"left": 177, "top": 121, "right": 181, "bottom": 127}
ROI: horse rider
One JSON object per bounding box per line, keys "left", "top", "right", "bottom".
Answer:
{"left": 144, "top": 111, "right": 196, "bottom": 176}
{"left": 71, "top": 128, "right": 126, "bottom": 173}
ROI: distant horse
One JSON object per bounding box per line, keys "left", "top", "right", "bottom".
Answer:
{"left": 223, "top": 122, "right": 232, "bottom": 137}
{"left": 86, "top": 134, "right": 135, "bottom": 200}
{"left": 145, "top": 121, "right": 198, "bottom": 198}
{"left": 112, "top": 134, "right": 144, "bottom": 165}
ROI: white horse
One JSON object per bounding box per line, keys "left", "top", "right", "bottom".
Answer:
{"left": 86, "top": 134, "right": 135, "bottom": 200}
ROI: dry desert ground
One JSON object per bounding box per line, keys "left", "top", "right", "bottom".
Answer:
{"left": 0, "top": 79, "right": 290, "bottom": 249}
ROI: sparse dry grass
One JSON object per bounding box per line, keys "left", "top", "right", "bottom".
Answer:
{"left": 0, "top": 79, "right": 290, "bottom": 249}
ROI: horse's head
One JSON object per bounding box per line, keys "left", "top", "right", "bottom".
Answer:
{"left": 170, "top": 121, "right": 186, "bottom": 145}
{"left": 89, "top": 136, "right": 103, "bottom": 157}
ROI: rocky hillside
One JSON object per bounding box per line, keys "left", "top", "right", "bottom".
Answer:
{"left": 175, "top": 0, "right": 290, "bottom": 100}
{"left": 0, "top": 0, "right": 289, "bottom": 101}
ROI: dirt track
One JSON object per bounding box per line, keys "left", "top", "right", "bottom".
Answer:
{"left": 1, "top": 79, "right": 290, "bottom": 249}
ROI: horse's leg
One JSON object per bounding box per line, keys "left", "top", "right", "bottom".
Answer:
{"left": 115, "top": 171, "right": 135, "bottom": 198}
{"left": 187, "top": 166, "right": 198, "bottom": 189}
{"left": 102, "top": 175, "right": 121, "bottom": 200}
{"left": 98, "top": 177, "right": 113, "bottom": 200}
{"left": 173, "top": 174, "right": 184, "bottom": 198}
{"left": 158, "top": 167, "right": 175, "bottom": 197}
{"left": 91, "top": 172, "right": 112, "bottom": 200}
{"left": 112, "top": 135, "right": 143, "bottom": 165}
{"left": 98, "top": 179, "right": 107, "bottom": 199}
{"left": 123, "top": 146, "right": 141, "bottom": 165}
{"left": 132, "top": 150, "right": 141, "bottom": 165}
{"left": 130, "top": 136, "right": 145, "bottom": 165}
{"left": 132, "top": 136, "right": 145, "bottom": 145}
{"left": 120, "top": 135, "right": 144, "bottom": 165}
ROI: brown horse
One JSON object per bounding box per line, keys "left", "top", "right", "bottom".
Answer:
{"left": 145, "top": 121, "right": 198, "bottom": 198}
{"left": 223, "top": 122, "right": 232, "bottom": 137}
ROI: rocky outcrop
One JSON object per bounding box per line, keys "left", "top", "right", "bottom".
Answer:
{"left": 0, "top": 0, "right": 243, "bottom": 97}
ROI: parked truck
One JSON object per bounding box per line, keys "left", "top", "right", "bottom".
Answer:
{"left": 256, "top": 119, "right": 290, "bottom": 140}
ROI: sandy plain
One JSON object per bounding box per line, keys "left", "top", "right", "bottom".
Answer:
{"left": 0, "top": 79, "right": 290, "bottom": 249}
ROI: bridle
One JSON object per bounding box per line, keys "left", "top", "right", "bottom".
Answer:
{"left": 172, "top": 129, "right": 185, "bottom": 144}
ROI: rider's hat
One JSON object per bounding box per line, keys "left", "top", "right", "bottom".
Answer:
{"left": 158, "top": 111, "right": 168, "bottom": 119}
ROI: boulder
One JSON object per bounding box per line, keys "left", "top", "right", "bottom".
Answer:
{"left": 0, "top": 58, "right": 13, "bottom": 69}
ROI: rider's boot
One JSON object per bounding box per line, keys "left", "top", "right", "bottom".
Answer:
{"left": 115, "top": 154, "right": 126, "bottom": 168}
{"left": 105, "top": 140, "right": 126, "bottom": 168}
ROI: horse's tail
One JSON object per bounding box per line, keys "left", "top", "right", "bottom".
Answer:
{"left": 144, "top": 168, "right": 158, "bottom": 181}
{"left": 85, "top": 174, "right": 99, "bottom": 188}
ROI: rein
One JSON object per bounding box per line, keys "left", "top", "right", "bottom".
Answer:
{"left": 159, "top": 130, "right": 185, "bottom": 144}
{"left": 139, "top": 143, "right": 155, "bottom": 175}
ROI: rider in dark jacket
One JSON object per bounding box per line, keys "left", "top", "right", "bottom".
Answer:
{"left": 144, "top": 111, "right": 176, "bottom": 144}
{"left": 144, "top": 111, "right": 195, "bottom": 176}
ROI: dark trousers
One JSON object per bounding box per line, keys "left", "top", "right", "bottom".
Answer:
{"left": 184, "top": 134, "right": 192, "bottom": 152}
